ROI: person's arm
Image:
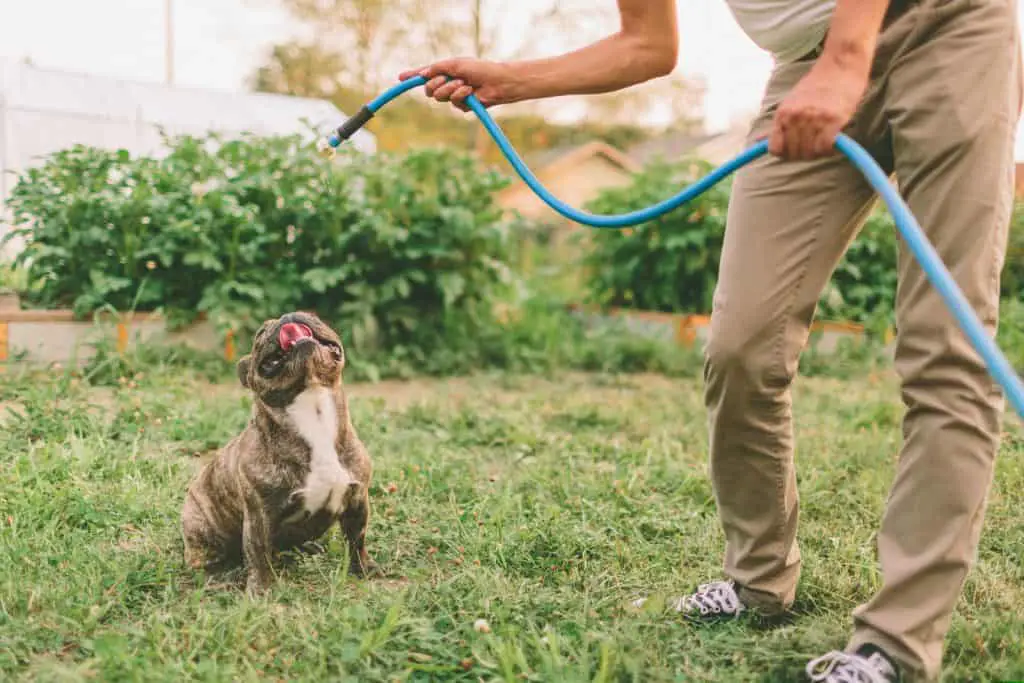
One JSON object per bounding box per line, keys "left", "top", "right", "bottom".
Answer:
{"left": 769, "top": 0, "right": 890, "bottom": 160}
{"left": 501, "top": 0, "right": 679, "bottom": 100}
{"left": 398, "top": 0, "right": 678, "bottom": 110}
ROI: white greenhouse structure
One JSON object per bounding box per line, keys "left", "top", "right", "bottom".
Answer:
{"left": 0, "top": 58, "right": 376, "bottom": 256}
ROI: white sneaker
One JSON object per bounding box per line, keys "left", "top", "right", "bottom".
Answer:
{"left": 672, "top": 580, "right": 747, "bottom": 618}
{"left": 632, "top": 580, "right": 746, "bottom": 620}
{"left": 805, "top": 647, "right": 900, "bottom": 683}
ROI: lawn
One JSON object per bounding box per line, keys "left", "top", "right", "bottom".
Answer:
{"left": 1, "top": 361, "right": 1022, "bottom": 682}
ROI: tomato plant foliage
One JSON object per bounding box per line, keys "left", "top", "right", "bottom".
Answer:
{"left": 3, "top": 132, "right": 517, "bottom": 355}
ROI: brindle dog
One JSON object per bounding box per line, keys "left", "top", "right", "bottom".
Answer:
{"left": 181, "top": 311, "right": 378, "bottom": 595}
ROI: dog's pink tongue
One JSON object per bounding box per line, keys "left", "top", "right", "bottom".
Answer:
{"left": 279, "top": 322, "right": 313, "bottom": 351}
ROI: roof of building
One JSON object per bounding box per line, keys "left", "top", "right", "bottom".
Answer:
{"left": 523, "top": 139, "right": 641, "bottom": 175}
{"left": 626, "top": 130, "right": 723, "bottom": 165}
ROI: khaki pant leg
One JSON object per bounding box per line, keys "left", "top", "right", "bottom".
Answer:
{"left": 848, "top": 0, "right": 1023, "bottom": 679}
{"left": 705, "top": 61, "right": 892, "bottom": 614}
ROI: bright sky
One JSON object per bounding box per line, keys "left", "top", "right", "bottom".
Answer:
{"left": 1, "top": 0, "right": 1022, "bottom": 158}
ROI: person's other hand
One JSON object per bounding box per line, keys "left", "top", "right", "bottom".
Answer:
{"left": 768, "top": 56, "right": 869, "bottom": 160}
{"left": 398, "top": 58, "right": 522, "bottom": 112}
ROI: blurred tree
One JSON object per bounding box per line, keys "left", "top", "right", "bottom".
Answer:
{"left": 247, "top": 0, "right": 705, "bottom": 155}
{"left": 267, "top": 0, "right": 418, "bottom": 94}
{"left": 579, "top": 72, "right": 706, "bottom": 135}
{"left": 406, "top": 0, "right": 617, "bottom": 155}
{"left": 247, "top": 37, "right": 478, "bottom": 152}
{"left": 249, "top": 41, "right": 345, "bottom": 100}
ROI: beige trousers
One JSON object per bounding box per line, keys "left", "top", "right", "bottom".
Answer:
{"left": 703, "top": 0, "right": 1022, "bottom": 679}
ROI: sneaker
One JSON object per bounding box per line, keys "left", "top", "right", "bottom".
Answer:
{"left": 805, "top": 645, "right": 900, "bottom": 683}
{"left": 630, "top": 580, "right": 747, "bottom": 619}
{"left": 672, "top": 580, "right": 746, "bottom": 619}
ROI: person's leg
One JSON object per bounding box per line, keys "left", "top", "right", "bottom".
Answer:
{"left": 842, "top": 0, "right": 1022, "bottom": 679}
{"left": 688, "top": 59, "right": 893, "bottom": 617}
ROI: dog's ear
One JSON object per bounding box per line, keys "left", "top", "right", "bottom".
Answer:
{"left": 236, "top": 355, "right": 252, "bottom": 389}
{"left": 253, "top": 319, "right": 275, "bottom": 343}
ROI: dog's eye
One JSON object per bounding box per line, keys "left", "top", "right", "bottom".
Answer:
{"left": 259, "top": 354, "right": 284, "bottom": 377}
{"left": 325, "top": 341, "right": 343, "bottom": 360}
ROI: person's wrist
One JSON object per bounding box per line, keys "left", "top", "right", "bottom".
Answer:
{"left": 502, "top": 62, "right": 543, "bottom": 103}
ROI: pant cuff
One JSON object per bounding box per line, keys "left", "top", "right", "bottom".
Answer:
{"left": 735, "top": 582, "right": 793, "bottom": 617}
{"left": 847, "top": 627, "right": 931, "bottom": 683}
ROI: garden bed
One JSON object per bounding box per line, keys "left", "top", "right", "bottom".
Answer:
{"left": 0, "top": 304, "right": 234, "bottom": 368}
{"left": 0, "top": 299, "right": 883, "bottom": 371}
{"left": 566, "top": 303, "right": 886, "bottom": 355}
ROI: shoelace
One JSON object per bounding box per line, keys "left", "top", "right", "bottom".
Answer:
{"left": 672, "top": 581, "right": 745, "bottom": 615}
{"left": 805, "top": 651, "right": 895, "bottom": 683}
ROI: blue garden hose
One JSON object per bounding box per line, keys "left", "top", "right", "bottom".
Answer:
{"left": 322, "top": 74, "right": 1024, "bottom": 421}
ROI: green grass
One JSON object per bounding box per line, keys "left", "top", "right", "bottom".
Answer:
{"left": 1, "top": 363, "right": 1022, "bottom": 682}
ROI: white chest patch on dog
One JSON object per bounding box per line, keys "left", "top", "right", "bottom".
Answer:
{"left": 286, "top": 387, "right": 354, "bottom": 517}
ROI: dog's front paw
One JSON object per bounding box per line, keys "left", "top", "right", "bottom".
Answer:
{"left": 349, "top": 554, "right": 383, "bottom": 579}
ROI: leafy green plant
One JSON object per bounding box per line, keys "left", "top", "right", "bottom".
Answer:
{"left": 1002, "top": 200, "right": 1024, "bottom": 301}
{"left": 578, "top": 160, "right": 906, "bottom": 329}
{"left": 997, "top": 296, "right": 1024, "bottom": 374}
{"left": 579, "top": 157, "right": 731, "bottom": 315}
{"left": 0, "top": 262, "right": 27, "bottom": 293}
{"left": 2, "top": 132, "right": 518, "bottom": 364}
{"left": 816, "top": 204, "right": 899, "bottom": 325}
{"left": 818, "top": 199, "right": 1024, "bottom": 325}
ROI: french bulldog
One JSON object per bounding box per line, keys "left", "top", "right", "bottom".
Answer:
{"left": 181, "top": 311, "right": 379, "bottom": 595}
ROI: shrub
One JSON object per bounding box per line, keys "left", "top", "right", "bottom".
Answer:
{"left": 997, "top": 296, "right": 1024, "bottom": 375}
{"left": 579, "top": 157, "right": 731, "bottom": 315}
{"left": 577, "top": 159, "right": 1024, "bottom": 332}
{"left": 2, "top": 132, "right": 518, "bottom": 360}
{"left": 577, "top": 156, "right": 903, "bottom": 322}
{"left": 819, "top": 199, "right": 1024, "bottom": 326}
{"left": 816, "top": 204, "right": 899, "bottom": 328}
{"left": 1003, "top": 201, "right": 1024, "bottom": 301}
